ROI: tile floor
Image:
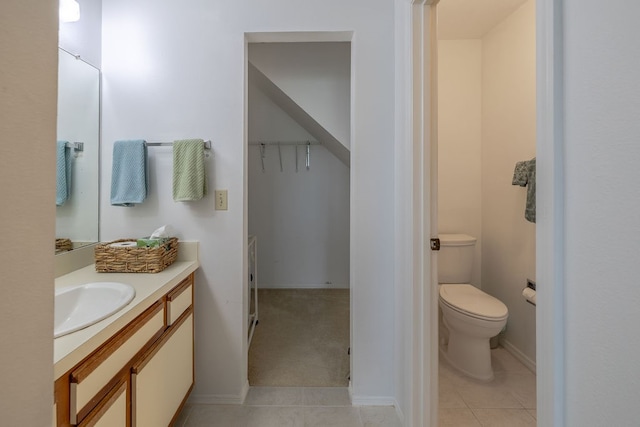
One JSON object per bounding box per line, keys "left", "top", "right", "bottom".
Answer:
{"left": 173, "top": 387, "right": 401, "bottom": 427}
{"left": 439, "top": 347, "right": 537, "bottom": 426}
{"left": 173, "top": 347, "right": 536, "bottom": 427}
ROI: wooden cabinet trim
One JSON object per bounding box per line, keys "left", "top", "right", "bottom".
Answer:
{"left": 167, "top": 274, "right": 193, "bottom": 301}
{"left": 166, "top": 274, "right": 194, "bottom": 326}
{"left": 132, "top": 313, "right": 194, "bottom": 427}
{"left": 71, "top": 300, "right": 164, "bottom": 383}
{"left": 167, "top": 285, "right": 193, "bottom": 326}
{"left": 55, "top": 372, "right": 71, "bottom": 426}
{"left": 77, "top": 380, "right": 127, "bottom": 427}
{"left": 132, "top": 306, "right": 193, "bottom": 374}
{"left": 71, "top": 303, "right": 165, "bottom": 424}
{"left": 54, "top": 272, "right": 196, "bottom": 427}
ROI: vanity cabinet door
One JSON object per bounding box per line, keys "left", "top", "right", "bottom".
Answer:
{"left": 131, "top": 309, "right": 194, "bottom": 427}
{"left": 166, "top": 276, "right": 193, "bottom": 326}
{"left": 69, "top": 301, "right": 165, "bottom": 424}
{"left": 77, "top": 380, "right": 127, "bottom": 427}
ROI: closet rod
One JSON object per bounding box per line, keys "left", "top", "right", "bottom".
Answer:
{"left": 248, "top": 141, "right": 320, "bottom": 146}
{"left": 145, "top": 140, "right": 212, "bottom": 150}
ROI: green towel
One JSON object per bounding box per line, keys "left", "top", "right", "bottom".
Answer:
{"left": 172, "top": 139, "right": 207, "bottom": 201}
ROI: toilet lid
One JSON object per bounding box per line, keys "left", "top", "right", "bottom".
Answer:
{"left": 439, "top": 284, "right": 508, "bottom": 320}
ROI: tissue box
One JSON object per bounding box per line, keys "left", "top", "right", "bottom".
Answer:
{"left": 94, "top": 237, "right": 178, "bottom": 273}
{"left": 136, "top": 237, "right": 171, "bottom": 248}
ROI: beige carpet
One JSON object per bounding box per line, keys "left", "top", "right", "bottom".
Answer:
{"left": 248, "top": 289, "right": 350, "bottom": 387}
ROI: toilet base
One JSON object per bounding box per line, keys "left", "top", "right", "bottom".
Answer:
{"left": 440, "top": 330, "right": 495, "bottom": 382}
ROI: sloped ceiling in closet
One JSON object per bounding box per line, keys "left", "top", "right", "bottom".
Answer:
{"left": 248, "top": 73, "right": 315, "bottom": 143}
{"left": 248, "top": 62, "right": 350, "bottom": 167}
{"left": 248, "top": 42, "right": 350, "bottom": 167}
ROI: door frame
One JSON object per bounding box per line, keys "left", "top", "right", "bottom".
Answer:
{"left": 534, "top": 0, "right": 565, "bottom": 425}
{"left": 242, "top": 31, "right": 355, "bottom": 396}
{"left": 395, "top": 1, "right": 439, "bottom": 426}
{"left": 398, "top": 0, "right": 565, "bottom": 425}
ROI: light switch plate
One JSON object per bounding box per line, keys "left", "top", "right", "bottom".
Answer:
{"left": 215, "top": 190, "right": 228, "bottom": 210}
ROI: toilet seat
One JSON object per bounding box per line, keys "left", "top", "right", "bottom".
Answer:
{"left": 439, "top": 284, "right": 508, "bottom": 321}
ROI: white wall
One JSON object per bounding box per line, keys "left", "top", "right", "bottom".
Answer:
{"left": 59, "top": 0, "right": 102, "bottom": 67}
{"left": 481, "top": 0, "right": 537, "bottom": 364}
{"left": 101, "top": 0, "right": 395, "bottom": 402}
{"left": 0, "top": 1, "right": 57, "bottom": 424}
{"left": 437, "top": 39, "right": 483, "bottom": 287}
{"left": 248, "top": 144, "right": 350, "bottom": 288}
{"left": 249, "top": 42, "right": 351, "bottom": 148}
{"left": 563, "top": 1, "right": 640, "bottom": 424}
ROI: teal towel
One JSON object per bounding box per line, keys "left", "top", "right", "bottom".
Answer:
{"left": 110, "top": 140, "right": 148, "bottom": 206}
{"left": 56, "top": 141, "right": 72, "bottom": 206}
{"left": 173, "top": 139, "right": 207, "bottom": 201}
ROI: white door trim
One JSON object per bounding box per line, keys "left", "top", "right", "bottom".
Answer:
{"left": 536, "top": 0, "right": 565, "bottom": 425}
{"left": 394, "top": 0, "right": 439, "bottom": 425}
{"left": 242, "top": 32, "right": 356, "bottom": 402}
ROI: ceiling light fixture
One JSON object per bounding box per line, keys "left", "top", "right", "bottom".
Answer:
{"left": 59, "top": 0, "right": 80, "bottom": 23}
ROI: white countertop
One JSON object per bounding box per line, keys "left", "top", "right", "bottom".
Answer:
{"left": 54, "top": 250, "right": 199, "bottom": 379}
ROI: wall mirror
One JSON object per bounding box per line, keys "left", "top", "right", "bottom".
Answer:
{"left": 55, "top": 48, "right": 100, "bottom": 253}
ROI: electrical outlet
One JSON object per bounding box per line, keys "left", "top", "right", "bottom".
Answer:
{"left": 215, "top": 190, "right": 228, "bottom": 210}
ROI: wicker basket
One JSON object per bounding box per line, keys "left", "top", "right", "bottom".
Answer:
{"left": 94, "top": 237, "right": 178, "bottom": 273}
{"left": 56, "top": 238, "right": 73, "bottom": 252}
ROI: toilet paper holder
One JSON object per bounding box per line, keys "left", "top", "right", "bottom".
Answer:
{"left": 524, "top": 279, "right": 537, "bottom": 306}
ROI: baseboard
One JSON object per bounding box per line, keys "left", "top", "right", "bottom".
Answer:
{"left": 393, "top": 398, "right": 405, "bottom": 426}
{"left": 350, "top": 390, "right": 402, "bottom": 425}
{"left": 261, "top": 283, "right": 350, "bottom": 289}
{"left": 350, "top": 395, "right": 397, "bottom": 407}
{"left": 500, "top": 338, "right": 537, "bottom": 374}
{"left": 348, "top": 381, "right": 397, "bottom": 407}
{"left": 241, "top": 380, "right": 250, "bottom": 403}
{"left": 188, "top": 391, "right": 246, "bottom": 405}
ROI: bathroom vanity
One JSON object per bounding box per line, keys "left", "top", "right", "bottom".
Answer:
{"left": 53, "top": 244, "right": 199, "bottom": 426}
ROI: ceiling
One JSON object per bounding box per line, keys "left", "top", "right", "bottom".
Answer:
{"left": 437, "top": 0, "right": 528, "bottom": 40}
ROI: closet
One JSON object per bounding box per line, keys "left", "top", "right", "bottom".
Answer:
{"left": 246, "top": 41, "right": 351, "bottom": 387}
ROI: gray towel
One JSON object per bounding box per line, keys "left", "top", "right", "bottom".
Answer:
{"left": 512, "top": 158, "right": 536, "bottom": 223}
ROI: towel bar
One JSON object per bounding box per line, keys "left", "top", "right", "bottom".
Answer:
{"left": 145, "top": 140, "right": 211, "bottom": 150}
{"left": 65, "top": 141, "right": 84, "bottom": 152}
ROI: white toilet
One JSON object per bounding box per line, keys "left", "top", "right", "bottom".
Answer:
{"left": 438, "top": 233, "right": 508, "bottom": 381}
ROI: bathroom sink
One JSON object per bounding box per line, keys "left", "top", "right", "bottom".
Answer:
{"left": 54, "top": 282, "right": 135, "bottom": 338}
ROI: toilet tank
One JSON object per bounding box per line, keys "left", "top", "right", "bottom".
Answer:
{"left": 438, "top": 233, "right": 477, "bottom": 283}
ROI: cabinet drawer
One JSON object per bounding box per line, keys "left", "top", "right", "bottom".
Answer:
{"left": 166, "top": 276, "right": 193, "bottom": 326}
{"left": 78, "top": 380, "right": 127, "bottom": 427}
{"left": 132, "top": 310, "right": 194, "bottom": 427}
{"left": 70, "top": 301, "right": 165, "bottom": 424}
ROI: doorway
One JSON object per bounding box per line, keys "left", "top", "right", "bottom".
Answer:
{"left": 244, "top": 39, "right": 352, "bottom": 388}
{"left": 436, "top": 0, "right": 537, "bottom": 424}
